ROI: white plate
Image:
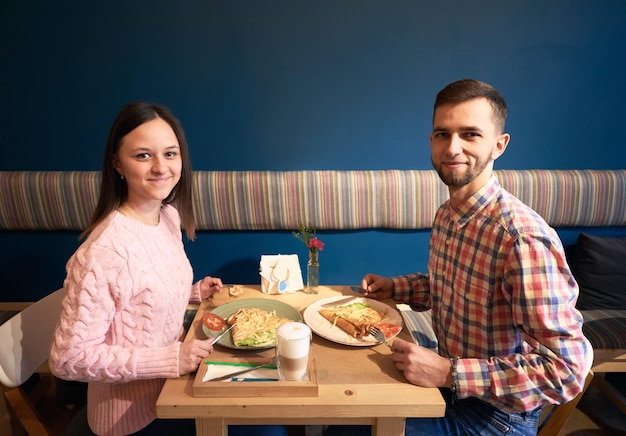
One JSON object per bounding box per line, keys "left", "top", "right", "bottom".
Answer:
{"left": 303, "top": 296, "right": 403, "bottom": 346}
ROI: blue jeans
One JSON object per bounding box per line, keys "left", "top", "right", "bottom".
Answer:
{"left": 326, "top": 389, "right": 542, "bottom": 436}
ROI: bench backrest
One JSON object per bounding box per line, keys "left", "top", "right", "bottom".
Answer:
{"left": 1, "top": 169, "right": 625, "bottom": 231}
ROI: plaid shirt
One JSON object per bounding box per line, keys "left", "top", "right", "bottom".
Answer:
{"left": 393, "top": 175, "right": 591, "bottom": 413}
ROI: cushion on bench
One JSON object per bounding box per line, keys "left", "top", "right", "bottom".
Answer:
{"left": 2, "top": 169, "right": 625, "bottom": 231}
{"left": 0, "top": 171, "right": 99, "bottom": 231}
{"left": 582, "top": 310, "right": 626, "bottom": 349}
{"left": 192, "top": 170, "right": 447, "bottom": 230}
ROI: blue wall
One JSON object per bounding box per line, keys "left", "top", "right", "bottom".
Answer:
{"left": 1, "top": 1, "right": 625, "bottom": 300}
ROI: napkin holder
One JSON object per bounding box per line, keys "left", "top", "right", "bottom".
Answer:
{"left": 259, "top": 254, "right": 304, "bottom": 294}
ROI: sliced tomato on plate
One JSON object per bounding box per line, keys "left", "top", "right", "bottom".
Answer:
{"left": 202, "top": 312, "right": 227, "bottom": 331}
{"left": 376, "top": 322, "right": 400, "bottom": 339}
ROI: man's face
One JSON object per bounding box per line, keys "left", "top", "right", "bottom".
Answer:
{"left": 430, "top": 97, "right": 509, "bottom": 201}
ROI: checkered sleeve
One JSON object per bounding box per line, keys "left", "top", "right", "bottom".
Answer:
{"left": 392, "top": 273, "right": 432, "bottom": 311}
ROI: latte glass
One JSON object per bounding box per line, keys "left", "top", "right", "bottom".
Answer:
{"left": 276, "top": 322, "right": 311, "bottom": 381}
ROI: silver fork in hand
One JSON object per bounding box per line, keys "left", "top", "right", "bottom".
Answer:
{"left": 368, "top": 325, "right": 392, "bottom": 349}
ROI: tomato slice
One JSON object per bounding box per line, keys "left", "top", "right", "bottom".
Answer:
{"left": 202, "top": 312, "right": 227, "bottom": 331}
{"left": 376, "top": 322, "right": 400, "bottom": 339}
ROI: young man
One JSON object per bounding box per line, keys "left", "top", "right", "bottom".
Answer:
{"left": 331, "top": 79, "right": 592, "bottom": 435}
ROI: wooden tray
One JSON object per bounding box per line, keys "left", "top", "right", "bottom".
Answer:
{"left": 192, "top": 358, "right": 319, "bottom": 397}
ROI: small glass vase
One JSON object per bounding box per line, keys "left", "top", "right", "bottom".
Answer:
{"left": 306, "top": 249, "right": 320, "bottom": 294}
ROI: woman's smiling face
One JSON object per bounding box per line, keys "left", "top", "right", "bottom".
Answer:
{"left": 113, "top": 117, "right": 182, "bottom": 208}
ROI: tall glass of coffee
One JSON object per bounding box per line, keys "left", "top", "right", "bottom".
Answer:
{"left": 276, "top": 322, "right": 311, "bottom": 381}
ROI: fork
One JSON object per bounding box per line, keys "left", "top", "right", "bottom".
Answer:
{"left": 367, "top": 325, "right": 392, "bottom": 349}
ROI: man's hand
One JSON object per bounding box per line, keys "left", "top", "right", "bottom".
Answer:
{"left": 361, "top": 273, "right": 394, "bottom": 300}
{"left": 390, "top": 338, "right": 453, "bottom": 389}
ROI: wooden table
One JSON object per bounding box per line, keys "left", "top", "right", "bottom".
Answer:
{"left": 156, "top": 285, "right": 445, "bottom": 436}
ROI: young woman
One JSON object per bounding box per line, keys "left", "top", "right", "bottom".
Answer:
{"left": 50, "top": 102, "right": 287, "bottom": 436}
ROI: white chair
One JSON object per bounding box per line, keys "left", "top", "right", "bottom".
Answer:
{"left": 0, "top": 288, "right": 66, "bottom": 435}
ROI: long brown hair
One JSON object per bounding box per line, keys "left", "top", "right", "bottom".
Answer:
{"left": 81, "top": 102, "right": 196, "bottom": 240}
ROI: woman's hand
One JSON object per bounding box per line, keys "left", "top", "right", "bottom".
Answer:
{"left": 179, "top": 338, "right": 214, "bottom": 375}
{"left": 199, "top": 275, "right": 224, "bottom": 300}
{"left": 361, "top": 273, "right": 394, "bottom": 300}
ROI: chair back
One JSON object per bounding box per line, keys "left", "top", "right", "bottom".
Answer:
{"left": 0, "top": 288, "right": 65, "bottom": 388}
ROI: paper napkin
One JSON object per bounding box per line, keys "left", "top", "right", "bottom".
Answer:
{"left": 203, "top": 362, "right": 279, "bottom": 382}
{"left": 259, "top": 254, "right": 304, "bottom": 294}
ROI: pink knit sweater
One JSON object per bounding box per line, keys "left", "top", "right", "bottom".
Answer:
{"left": 49, "top": 205, "right": 202, "bottom": 436}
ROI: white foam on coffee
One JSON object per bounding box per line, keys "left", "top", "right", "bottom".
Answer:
{"left": 277, "top": 322, "right": 311, "bottom": 358}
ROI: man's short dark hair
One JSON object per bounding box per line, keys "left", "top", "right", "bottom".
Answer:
{"left": 434, "top": 79, "right": 508, "bottom": 133}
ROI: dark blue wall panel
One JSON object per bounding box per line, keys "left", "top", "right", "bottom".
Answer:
{"left": 1, "top": 1, "right": 625, "bottom": 299}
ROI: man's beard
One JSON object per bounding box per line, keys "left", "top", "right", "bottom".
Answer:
{"left": 432, "top": 158, "right": 489, "bottom": 188}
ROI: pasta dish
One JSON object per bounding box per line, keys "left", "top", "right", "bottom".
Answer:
{"left": 227, "top": 308, "right": 291, "bottom": 347}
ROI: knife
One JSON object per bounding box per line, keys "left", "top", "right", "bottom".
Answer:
{"left": 350, "top": 286, "right": 368, "bottom": 294}
{"left": 209, "top": 322, "right": 237, "bottom": 345}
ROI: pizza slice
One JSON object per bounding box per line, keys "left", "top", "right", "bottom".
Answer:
{"left": 319, "top": 302, "right": 382, "bottom": 338}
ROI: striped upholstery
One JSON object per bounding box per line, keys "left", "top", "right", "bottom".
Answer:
{"left": 192, "top": 170, "right": 447, "bottom": 231}
{"left": 0, "top": 169, "right": 625, "bottom": 231}
{"left": 495, "top": 170, "right": 626, "bottom": 227}
{"left": 582, "top": 310, "right": 626, "bottom": 349}
{"left": 397, "top": 305, "right": 438, "bottom": 351}
{"left": 0, "top": 171, "right": 100, "bottom": 231}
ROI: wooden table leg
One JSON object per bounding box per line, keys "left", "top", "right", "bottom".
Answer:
{"left": 373, "top": 417, "right": 405, "bottom": 436}
{"left": 195, "top": 418, "right": 226, "bottom": 436}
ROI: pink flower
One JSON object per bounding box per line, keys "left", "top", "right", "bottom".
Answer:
{"left": 308, "top": 237, "right": 325, "bottom": 251}
{"left": 293, "top": 223, "right": 325, "bottom": 252}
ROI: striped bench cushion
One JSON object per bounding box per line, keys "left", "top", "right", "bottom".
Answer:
{"left": 1, "top": 169, "right": 625, "bottom": 231}
{"left": 0, "top": 171, "right": 99, "bottom": 231}
{"left": 496, "top": 170, "right": 626, "bottom": 227}
{"left": 397, "top": 305, "right": 438, "bottom": 351}
{"left": 582, "top": 310, "right": 626, "bottom": 349}
{"left": 192, "top": 170, "right": 447, "bottom": 230}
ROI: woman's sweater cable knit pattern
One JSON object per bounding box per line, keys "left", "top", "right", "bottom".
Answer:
{"left": 49, "top": 205, "right": 202, "bottom": 436}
